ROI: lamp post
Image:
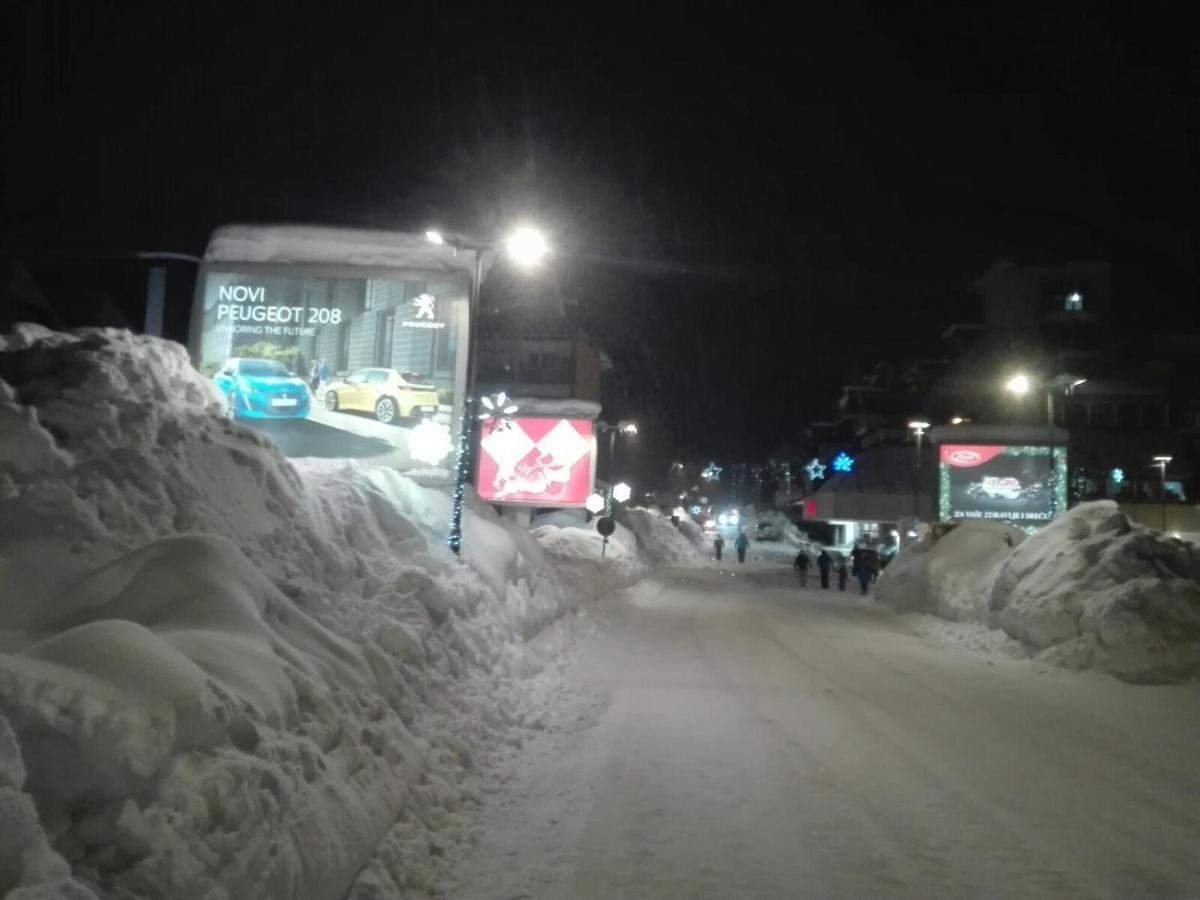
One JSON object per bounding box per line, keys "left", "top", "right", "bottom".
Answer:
{"left": 426, "top": 226, "right": 548, "bottom": 554}
{"left": 598, "top": 420, "right": 638, "bottom": 514}
{"left": 907, "top": 420, "right": 930, "bottom": 527}
{"left": 1153, "top": 455, "right": 1172, "bottom": 532}
{"left": 1004, "top": 373, "right": 1086, "bottom": 518}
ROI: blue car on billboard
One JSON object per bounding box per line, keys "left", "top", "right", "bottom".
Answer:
{"left": 213, "top": 358, "right": 311, "bottom": 419}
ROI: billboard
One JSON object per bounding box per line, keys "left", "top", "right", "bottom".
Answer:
{"left": 191, "top": 265, "right": 468, "bottom": 478}
{"left": 939, "top": 444, "right": 1068, "bottom": 527}
{"left": 476, "top": 417, "right": 596, "bottom": 507}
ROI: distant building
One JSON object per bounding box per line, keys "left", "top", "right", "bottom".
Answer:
{"left": 476, "top": 307, "right": 609, "bottom": 402}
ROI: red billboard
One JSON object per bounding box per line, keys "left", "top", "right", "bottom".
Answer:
{"left": 476, "top": 417, "right": 597, "bottom": 507}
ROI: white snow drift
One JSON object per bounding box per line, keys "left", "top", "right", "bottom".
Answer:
{"left": 879, "top": 502, "right": 1200, "bottom": 682}
{"left": 0, "top": 326, "right": 688, "bottom": 898}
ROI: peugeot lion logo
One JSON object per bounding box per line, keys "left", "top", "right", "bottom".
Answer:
{"left": 412, "top": 293, "right": 436, "bottom": 320}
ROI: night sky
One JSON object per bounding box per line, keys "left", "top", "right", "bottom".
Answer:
{"left": 5, "top": 4, "right": 1197, "bottom": 466}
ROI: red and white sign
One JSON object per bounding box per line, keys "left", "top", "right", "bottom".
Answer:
{"left": 476, "top": 417, "right": 596, "bottom": 507}
{"left": 940, "top": 444, "right": 1008, "bottom": 467}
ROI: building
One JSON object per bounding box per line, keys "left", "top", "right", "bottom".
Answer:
{"left": 476, "top": 306, "right": 609, "bottom": 402}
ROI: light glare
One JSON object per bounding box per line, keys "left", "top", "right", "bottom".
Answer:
{"left": 505, "top": 226, "right": 548, "bottom": 267}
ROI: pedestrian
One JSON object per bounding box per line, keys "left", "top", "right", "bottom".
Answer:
{"left": 309, "top": 360, "right": 320, "bottom": 393}
{"left": 816, "top": 549, "right": 833, "bottom": 589}
{"left": 734, "top": 530, "right": 750, "bottom": 564}
{"left": 714, "top": 534, "right": 725, "bottom": 561}
{"left": 793, "top": 551, "right": 810, "bottom": 587}
{"left": 854, "top": 545, "right": 872, "bottom": 595}
{"left": 318, "top": 360, "right": 331, "bottom": 392}
{"left": 837, "top": 559, "right": 849, "bottom": 591}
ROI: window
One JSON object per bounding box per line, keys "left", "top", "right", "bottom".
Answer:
{"left": 366, "top": 370, "right": 388, "bottom": 384}
{"left": 1064, "top": 291, "right": 1084, "bottom": 312}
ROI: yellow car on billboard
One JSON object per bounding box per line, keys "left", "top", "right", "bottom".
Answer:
{"left": 324, "top": 368, "right": 440, "bottom": 424}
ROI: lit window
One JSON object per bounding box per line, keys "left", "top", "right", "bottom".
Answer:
{"left": 1064, "top": 291, "right": 1083, "bottom": 312}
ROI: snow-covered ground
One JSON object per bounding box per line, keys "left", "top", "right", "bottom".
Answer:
{"left": 444, "top": 566, "right": 1200, "bottom": 898}
{"left": 0, "top": 326, "right": 697, "bottom": 898}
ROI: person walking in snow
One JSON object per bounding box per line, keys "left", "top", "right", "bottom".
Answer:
{"left": 714, "top": 534, "right": 725, "bottom": 561}
{"left": 793, "top": 551, "right": 810, "bottom": 587}
{"left": 816, "top": 549, "right": 833, "bottom": 589}
{"left": 734, "top": 530, "right": 750, "bottom": 564}
{"left": 852, "top": 545, "right": 871, "bottom": 594}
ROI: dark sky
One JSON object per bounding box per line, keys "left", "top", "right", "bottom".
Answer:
{"left": 5, "top": 3, "right": 1197, "bottom": 462}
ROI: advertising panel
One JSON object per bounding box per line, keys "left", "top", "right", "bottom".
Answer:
{"left": 192, "top": 265, "right": 468, "bottom": 478}
{"left": 476, "top": 417, "right": 596, "bottom": 507}
{"left": 939, "top": 444, "right": 1068, "bottom": 527}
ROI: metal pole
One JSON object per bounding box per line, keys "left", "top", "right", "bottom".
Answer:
{"left": 913, "top": 429, "right": 923, "bottom": 520}
{"left": 1161, "top": 463, "right": 1167, "bottom": 532}
{"left": 448, "top": 248, "right": 484, "bottom": 554}
{"left": 1046, "top": 388, "right": 1056, "bottom": 516}
{"left": 604, "top": 427, "right": 618, "bottom": 516}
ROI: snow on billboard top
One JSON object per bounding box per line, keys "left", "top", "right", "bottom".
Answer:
{"left": 203, "top": 223, "right": 479, "bottom": 274}
{"left": 477, "top": 417, "right": 597, "bottom": 507}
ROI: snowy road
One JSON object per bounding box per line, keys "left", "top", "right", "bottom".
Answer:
{"left": 447, "top": 564, "right": 1200, "bottom": 899}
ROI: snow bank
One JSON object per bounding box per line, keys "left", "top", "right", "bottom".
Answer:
{"left": 879, "top": 503, "right": 1200, "bottom": 682}
{"left": 988, "top": 502, "right": 1200, "bottom": 682}
{"left": 618, "top": 507, "right": 704, "bottom": 567}
{"left": 0, "top": 327, "right": 672, "bottom": 897}
{"left": 876, "top": 522, "right": 1025, "bottom": 619}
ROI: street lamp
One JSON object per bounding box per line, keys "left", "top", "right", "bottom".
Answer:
{"left": 908, "top": 420, "right": 931, "bottom": 528}
{"left": 426, "top": 226, "right": 549, "bottom": 554}
{"left": 613, "top": 482, "right": 633, "bottom": 504}
{"left": 598, "top": 420, "right": 639, "bottom": 514}
{"left": 1153, "top": 455, "right": 1172, "bottom": 532}
{"left": 1004, "top": 372, "right": 1085, "bottom": 519}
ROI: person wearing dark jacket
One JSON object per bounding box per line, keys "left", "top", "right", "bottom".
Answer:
{"left": 734, "top": 531, "right": 750, "bottom": 563}
{"left": 793, "top": 552, "right": 810, "bottom": 587}
{"left": 816, "top": 549, "right": 833, "bottom": 589}
{"left": 713, "top": 535, "right": 725, "bottom": 561}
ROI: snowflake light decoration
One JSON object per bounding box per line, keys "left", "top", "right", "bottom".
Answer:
{"left": 408, "top": 419, "right": 453, "bottom": 466}
{"left": 832, "top": 452, "right": 855, "bottom": 473}
{"left": 477, "top": 391, "right": 519, "bottom": 431}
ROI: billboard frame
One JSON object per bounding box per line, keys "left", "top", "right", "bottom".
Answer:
{"left": 938, "top": 443, "right": 1068, "bottom": 529}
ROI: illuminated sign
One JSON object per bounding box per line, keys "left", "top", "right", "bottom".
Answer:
{"left": 939, "top": 444, "right": 1068, "bottom": 528}
{"left": 191, "top": 260, "right": 469, "bottom": 480}
{"left": 476, "top": 417, "right": 597, "bottom": 507}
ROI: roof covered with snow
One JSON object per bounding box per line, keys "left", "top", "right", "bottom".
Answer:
{"left": 203, "top": 224, "right": 480, "bottom": 275}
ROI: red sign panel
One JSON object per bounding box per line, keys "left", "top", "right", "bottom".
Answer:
{"left": 476, "top": 417, "right": 596, "bottom": 507}
{"left": 939, "top": 444, "right": 1008, "bottom": 467}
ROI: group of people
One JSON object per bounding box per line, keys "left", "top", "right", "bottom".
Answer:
{"left": 712, "top": 531, "right": 751, "bottom": 563}
{"left": 793, "top": 545, "right": 880, "bottom": 594}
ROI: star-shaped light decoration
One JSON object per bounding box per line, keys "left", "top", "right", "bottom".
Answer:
{"left": 805, "top": 457, "right": 826, "bottom": 481}
{"left": 832, "top": 451, "right": 855, "bottom": 473}
{"left": 477, "top": 391, "right": 519, "bottom": 432}
{"left": 408, "top": 418, "right": 454, "bottom": 466}
{"left": 701, "top": 462, "right": 722, "bottom": 482}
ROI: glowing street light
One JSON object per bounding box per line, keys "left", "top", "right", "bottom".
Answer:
{"left": 613, "top": 482, "right": 633, "bottom": 504}
{"left": 425, "top": 225, "right": 548, "bottom": 554}
{"left": 504, "top": 226, "right": 549, "bottom": 267}
{"left": 1005, "top": 373, "right": 1032, "bottom": 396}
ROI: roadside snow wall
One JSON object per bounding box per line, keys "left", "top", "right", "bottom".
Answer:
{"left": 878, "top": 502, "right": 1200, "bottom": 682}
{"left": 0, "top": 326, "right": 681, "bottom": 898}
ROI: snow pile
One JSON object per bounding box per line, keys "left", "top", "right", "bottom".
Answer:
{"left": 617, "top": 506, "right": 704, "bottom": 567}
{"left": 988, "top": 502, "right": 1200, "bottom": 682}
{"left": 0, "top": 326, "right": 644, "bottom": 898}
{"left": 879, "top": 502, "right": 1200, "bottom": 682}
{"left": 876, "top": 522, "right": 1025, "bottom": 619}
{"left": 531, "top": 509, "right": 648, "bottom": 584}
